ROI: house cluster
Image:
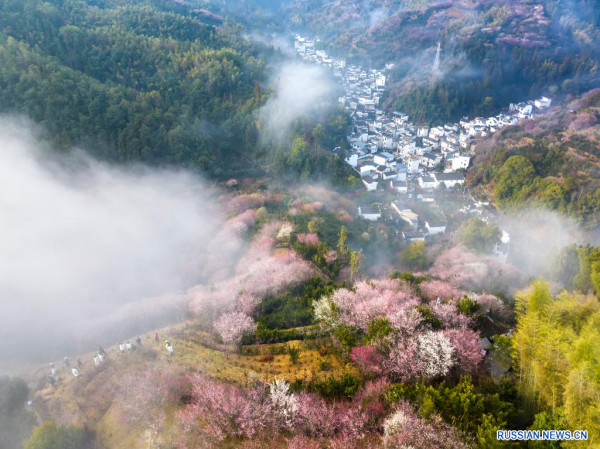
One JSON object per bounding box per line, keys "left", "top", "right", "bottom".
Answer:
{"left": 357, "top": 201, "right": 449, "bottom": 242}
{"left": 294, "top": 35, "right": 553, "bottom": 196}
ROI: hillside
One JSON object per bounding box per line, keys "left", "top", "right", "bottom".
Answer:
{"left": 5, "top": 183, "right": 600, "bottom": 448}
{"left": 27, "top": 323, "right": 357, "bottom": 449}
{"left": 0, "top": 0, "right": 267, "bottom": 177}
{"left": 273, "top": 0, "right": 600, "bottom": 123}
{"left": 468, "top": 89, "right": 600, "bottom": 228}
{"left": 3, "top": 1, "right": 600, "bottom": 448}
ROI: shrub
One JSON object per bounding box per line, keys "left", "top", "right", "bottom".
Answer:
{"left": 24, "top": 422, "right": 85, "bottom": 449}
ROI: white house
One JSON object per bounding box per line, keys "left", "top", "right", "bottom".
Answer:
{"left": 434, "top": 172, "right": 465, "bottom": 187}
{"left": 425, "top": 220, "right": 447, "bottom": 235}
{"left": 450, "top": 154, "right": 471, "bottom": 171}
{"left": 392, "top": 111, "right": 409, "bottom": 123}
{"left": 419, "top": 175, "right": 437, "bottom": 189}
{"left": 534, "top": 96, "right": 552, "bottom": 109}
{"left": 422, "top": 136, "right": 439, "bottom": 149}
{"left": 421, "top": 152, "right": 442, "bottom": 168}
{"left": 358, "top": 206, "right": 381, "bottom": 221}
{"left": 382, "top": 170, "right": 399, "bottom": 181}
{"left": 417, "top": 126, "right": 429, "bottom": 137}
{"left": 391, "top": 203, "right": 419, "bottom": 230}
{"left": 407, "top": 157, "right": 420, "bottom": 173}
{"left": 402, "top": 230, "right": 425, "bottom": 242}
{"left": 362, "top": 175, "right": 378, "bottom": 191}
{"left": 514, "top": 102, "right": 533, "bottom": 118}
{"left": 383, "top": 134, "right": 396, "bottom": 150}
{"left": 373, "top": 152, "right": 395, "bottom": 166}
{"left": 396, "top": 163, "right": 407, "bottom": 181}
{"left": 390, "top": 180, "right": 408, "bottom": 193}
{"left": 359, "top": 163, "right": 378, "bottom": 175}
{"left": 345, "top": 154, "right": 359, "bottom": 167}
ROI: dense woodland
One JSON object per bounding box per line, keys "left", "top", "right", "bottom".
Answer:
{"left": 0, "top": 0, "right": 356, "bottom": 186}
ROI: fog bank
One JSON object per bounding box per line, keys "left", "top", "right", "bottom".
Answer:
{"left": 260, "top": 62, "right": 337, "bottom": 140}
{"left": 0, "top": 118, "right": 222, "bottom": 365}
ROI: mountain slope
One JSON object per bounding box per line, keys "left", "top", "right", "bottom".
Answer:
{"left": 0, "top": 0, "right": 266, "bottom": 176}
{"left": 468, "top": 89, "right": 600, "bottom": 228}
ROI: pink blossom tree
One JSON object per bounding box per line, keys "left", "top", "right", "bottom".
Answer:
{"left": 214, "top": 312, "right": 256, "bottom": 348}
{"left": 114, "top": 364, "right": 187, "bottom": 428}
{"left": 328, "top": 279, "right": 419, "bottom": 331}
{"left": 415, "top": 331, "right": 455, "bottom": 379}
{"left": 428, "top": 246, "right": 525, "bottom": 294}
{"left": 383, "top": 401, "right": 471, "bottom": 449}
{"left": 384, "top": 332, "right": 456, "bottom": 381}
{"left": 351, "top": 346, "right": 384, "bottom": 377}
{"left": 296, "top": 233, "right": 320, "bottom": 246}
{"left": 177, "top": 374, "right": 273, "bottom": 443}
{"left": 443, "top": 328, "right": 484, "bottom": 375}
{"left": 419, "top": 279, "right": 463, "bottom": 301}
{"left": 269, "top": 377, "right": 299, "bottom": 430}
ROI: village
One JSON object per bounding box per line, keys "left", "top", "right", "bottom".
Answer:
{"left": 295, "top": 35, "right": 552, "bottom": 247}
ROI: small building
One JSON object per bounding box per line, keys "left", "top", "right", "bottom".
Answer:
{"left": 534, "top": 96, "right": 552, "bottom": 109}
{"left": 373, "top": 152, "right": 395, "bottom": 166}
{"left": 391, "top": 202, "right": 419, "bottom": 230}
{"left": 362, "top": 175, "right": 378, "bottom": 191}
{"left": 359, "top": 163, "right": 378, "bottom": 175}
{"left": 407, "top": 157, "right": 420, "bottom": 174}
{"left": 345, "top": 154, "right": 359, "bottom": 167}
{"left": 450, "top": 154, "right": 471, "bottom": 171}
{"left": 419, "top": 175, "right": 437, "bottom": 189}
{"left": 379, "top": 169, "right": 395, "bottom": 180}
{"left": 396, "top": 163, "right": 408, "bottom": 181}
{"left": 425, "top": 220, "right": 447, "bottom": 235}
{"left": 390, "top": 180, "right": 408, "bottom": 194}
{"left": 402, "top": 230, "right": 425, "bottom": 242}
{"left": 421, "top": 152, "right": 441, "bottom": 168}
{"left": 434, "top": 172, "right": 465, "bottom": 188}
{"left": 358, "top": 206, "right": 381, "bottom": 221}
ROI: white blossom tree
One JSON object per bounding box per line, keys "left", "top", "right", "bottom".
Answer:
{"left": 415, "top": 331, "right": 455, "bottom": 378}
{"left": 214, "top": 312, "right": 256, "bottom": 348}
{"left": 269, "top": 377, "right": 299, "bottom": 429}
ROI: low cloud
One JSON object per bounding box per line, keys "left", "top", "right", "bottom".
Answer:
{"left": 0, "top": 118, "right": 222, "bottom": 365}
{"left": 260, "top": 62, "right": 337, "bottom": 141}
{"left": 246, "top": 31, "right": 296, "bottom": 57}
{"left": 499, "top": 209, "right": 597, "bottom": 277}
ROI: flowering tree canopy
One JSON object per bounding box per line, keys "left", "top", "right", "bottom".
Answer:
{"left": 214, "top": 312, "right": 256, "bottom": 346}
{"left": 383, "top": 401, "right": 471, "bottom": 449}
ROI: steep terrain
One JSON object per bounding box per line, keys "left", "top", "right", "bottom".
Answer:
{"left": 468, "top": 89, "right": 600, "bottom": 228}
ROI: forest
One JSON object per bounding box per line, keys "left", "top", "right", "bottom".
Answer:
{"left": 0, "top": 0, "right": 355, "bottom": 186}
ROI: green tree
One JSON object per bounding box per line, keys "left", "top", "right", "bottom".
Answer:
{"left": 400, "top": 241, "right": 426, "bottom": 269}
{"left": 349, "top": 250, "right": 362, "bottom": 282}
{"left": 550, "top": 244, "right": 579, "bottom": 287}
{"left": 459, "top": 218, "right": 501, "bottom": 254}
{"left": 287, "top": 345, "right": 301, "bottom": 364}
{"left": 528, "top": 408, "right": 567, "bottom": 449}
{"left": 337, "top": 225, "right": 348, "bottom": 259}
{"left": 513, "top": 280, "right": 600, "bottom": 442}
{"left": 311, "top": 123, "right": 325, "bottom": 155}
{"left": 24, "top": 422, "right": 85, "bottom": 449}
{"left": 493, "top": 156, "right": 536, "bottom": 207}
